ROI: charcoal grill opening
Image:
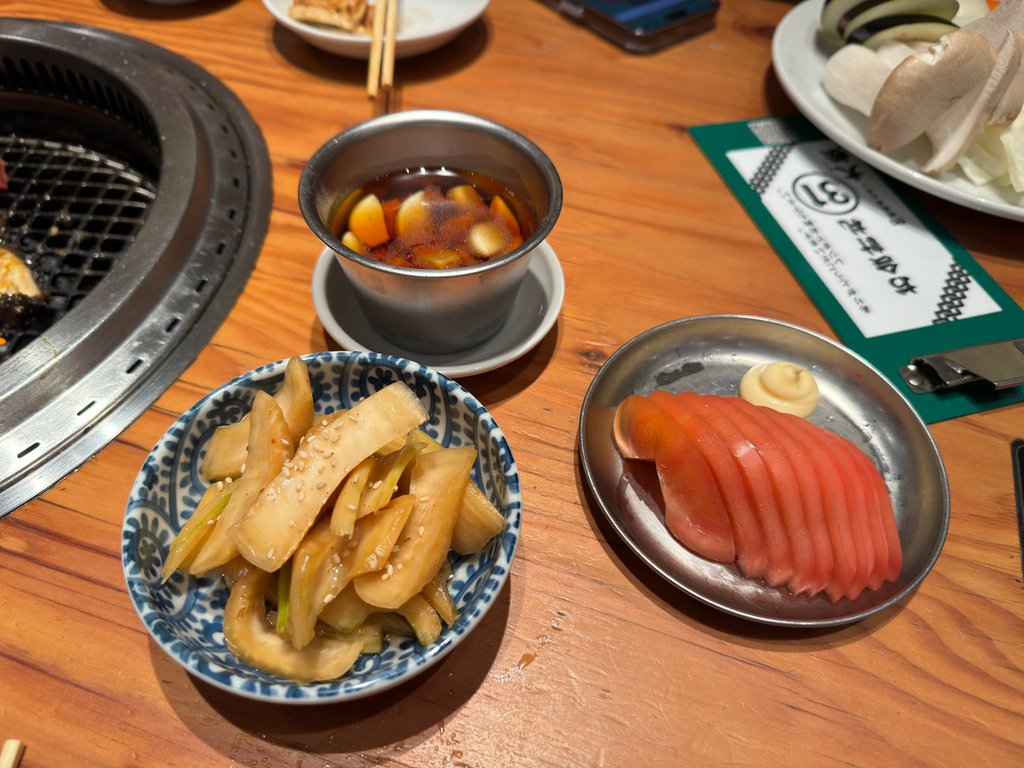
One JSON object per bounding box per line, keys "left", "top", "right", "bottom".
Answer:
{"left": 0, "top": 18, "right": 273, "bottom": 516}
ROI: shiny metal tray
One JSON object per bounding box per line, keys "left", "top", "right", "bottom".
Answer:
{"left": 579, "top": 315, "right": 949, "bottom": 627}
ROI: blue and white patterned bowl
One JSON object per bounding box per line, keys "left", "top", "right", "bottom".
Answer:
{"left": 122, "top": 351, "right": 521, "bottom": 703}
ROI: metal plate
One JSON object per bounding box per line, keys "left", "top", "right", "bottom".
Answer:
{"left": 0, "top": 19, "right": 272, "bottom": 516}
{"left": 578, "top": 315, "right": 949, "bottom": 627}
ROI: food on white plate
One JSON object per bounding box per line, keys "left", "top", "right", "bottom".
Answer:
{"left": 162, "top": 357, "right": 507, "bottom": 683}
{"left": 289, "top": 0, "right": 373, "bottom": 33}
{"left": 845, "top": 14, "right": 959, "bottom": 48}
{"left": 820, "top": 0, "right": 960, "bottom": 44}
{"left": 613, "top": 390, "right": 902, "bottom": 603}
{"left": 739, "top": 361, "right": 820, "bottom": 418}
{"left": 822, "top": 0, "right": 1024, "bottom": 188}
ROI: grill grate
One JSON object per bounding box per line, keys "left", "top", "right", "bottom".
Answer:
{"left": 0, "top": 18, "right": 272, "bottom": 516}
{"left": 1, "top": 137, "right": 157, "bottom": 360}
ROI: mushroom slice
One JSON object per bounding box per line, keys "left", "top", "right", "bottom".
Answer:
{"left": 989, "top": 56, "right": 1024, "bottom": 124}
{"left": 960, "top": 0, "right": 1024, "bottom": 48}
{"left": 868, "top": 30, "right": 997, "bottom": 152}
{"left": 823, "top": 44, "right": 900, "bottom": 116}
{"left": 224, "top": 568, "right": 367, "bottom": 684}
{"left": 923, "top": 29, "right": 1024, "bottom": 173}
{"left": 954, "top": 0, "right": 1024, "bottom": 134}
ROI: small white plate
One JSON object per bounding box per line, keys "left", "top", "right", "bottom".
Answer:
{"left": 312, "top": 240, "right": 564, "bottom": 378}
{"left": 261, "top": 0, "right": 489, "bottom": 59}
{"left": 772, "top": 0, "right": 1024, "bottom": 222}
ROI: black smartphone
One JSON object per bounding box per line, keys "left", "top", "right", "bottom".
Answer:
{"left": 539, "top": 0, "right": 720, "bottom": 54}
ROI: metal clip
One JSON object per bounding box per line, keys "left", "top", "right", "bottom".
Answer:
{"left": 900, "top": 338, "right": 1024, "bottom": 394}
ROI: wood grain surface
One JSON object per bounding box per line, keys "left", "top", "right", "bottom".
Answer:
{"left": 1, "top": 1, "right": 1023, "bottom": 766}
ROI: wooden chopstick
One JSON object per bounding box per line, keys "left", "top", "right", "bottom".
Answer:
{"left": 366, "top": 0, "right": 388, "bottom": 99}
{"left": 367, "top": 0, "right": 398, "bottom": 100}
{"left": 381, "top": 0, "right": 398, "bottom": 91}
{"left": 0, "top": 740, "right": 24, "bottom": 768}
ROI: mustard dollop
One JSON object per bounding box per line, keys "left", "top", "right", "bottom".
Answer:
{"left": 739, "top": 361, "right": 819, "bottom": 419}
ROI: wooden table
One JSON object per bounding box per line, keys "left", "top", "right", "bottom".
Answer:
{"left": 2, "top": 1, "right": 1023, "bottom": 765}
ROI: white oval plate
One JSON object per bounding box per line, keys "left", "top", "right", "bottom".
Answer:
{"left": 262, "top": 0, "right": 489, "bottom": 59}
{"left": 772, "top": 0, "right": 1024, "bottom": 222}
{"left": 312, "top": 241, "right": 564, "bottom": 378}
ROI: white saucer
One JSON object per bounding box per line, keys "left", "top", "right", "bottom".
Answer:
{"left": 261, "top": 0, "right": 489, "bottom": 59}
{"left": 311, "top": 240, "right": 564, "bottom": 377}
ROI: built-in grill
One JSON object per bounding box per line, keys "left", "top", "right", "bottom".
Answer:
{"left": 0, "top": 18, "right": 273, "bottom": 517}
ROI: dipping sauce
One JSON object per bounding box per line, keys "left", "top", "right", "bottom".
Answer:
{"left": 739, "top": 361, "right": 819, "bottom": 418}
{"left": 332, "top": 168, "right": 536, "bottom": 269}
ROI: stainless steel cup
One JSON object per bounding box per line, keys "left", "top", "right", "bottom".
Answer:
{"left": 299, "top": 110, "right": 562, "bottom": 354}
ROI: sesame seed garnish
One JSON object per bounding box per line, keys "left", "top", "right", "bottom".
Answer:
{"left": 396, "top": 563, "right": 403, "bottom": 570}
{"left": 298, "top": 450, "right": 310, "bottom": 460}
{"left": 298, "top": 491, "right": 305, "bottom": 501}
{"left": 346, "top": 503, "right": 357, "bottom": 511}
{"left": 316, "top": 481, "right": 326, "bottom": 490}
{"left": 215, "top": 481, "right": 224, "bottom": 491}
{"left": 381, "top": 572, "right": 391, "bottom": 581}
{"left": 323, "top": 594, "right": 334, "bottom": 604}
{"left": 331, "top": 553, "right": 340, "bottom": 564}
{"left": 282, "top": 466, "right": 292, "bottom": 478}
{"left": 321, "top": 419, "right": 329, "bottom": 427}
{"left": 266, "top": 548, "right": 275, "bottom": 559}
{"left": 418, "top": 526, "right": 425, "bottom": 536}
{"left": 288, "top": 519, "right": 295, "bottom": 527}
{"left": 371, "top": 480, "right": 383, "bottom": 490}
{"left": 281, "top": 438, "right": 290, "bottom": 447}
{"left": 239, "top": 463, "right": 247, "bottom": 474}
{"left": 224, "top": 477, "right": 233, "bottom": 485}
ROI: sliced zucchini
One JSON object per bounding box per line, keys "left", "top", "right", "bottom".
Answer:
{"left": 821, "top": 0, "right": 877, "bottom": 42}
{"left": 839, "top": 0, "right": 959, "bottom": 40}
{"left": 846, "top": 14, "right": 958, "bottom": 49}
{"left": 820, "top": 0, "right": 957, "bottom": 42}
